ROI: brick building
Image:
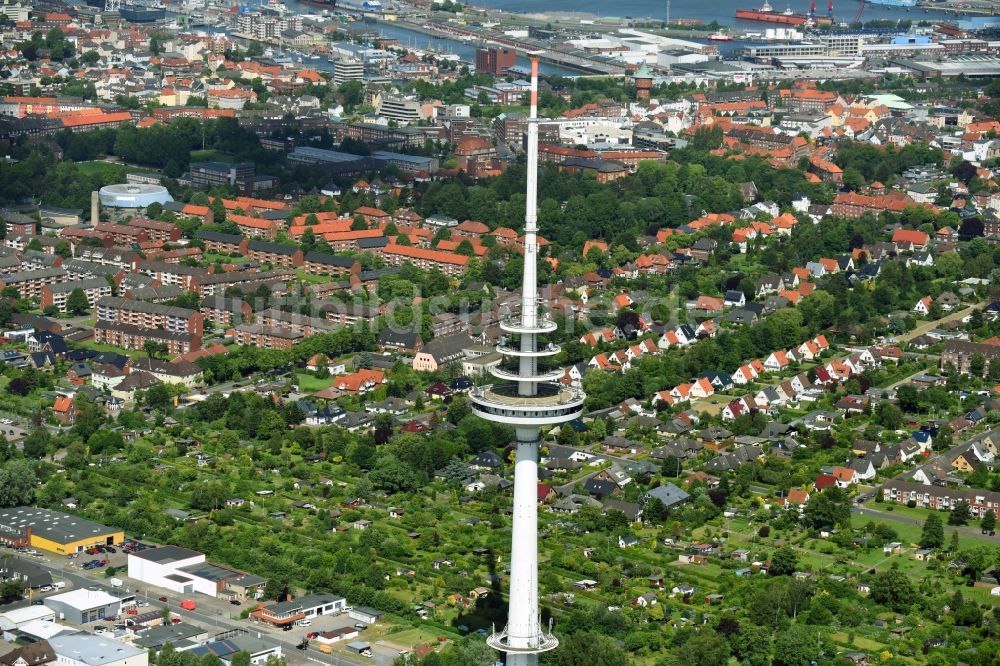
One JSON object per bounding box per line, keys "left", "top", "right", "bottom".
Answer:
{"left": 383, "top": 244, "right": 468, "bottom": 276}
{"left": 94, "top": 322, "right": 200, "bottom": 355}
{"left": 196, "top": 230, "right": 248, "bottom": 255}
{"left": 96, "top": 296, "right": 203, "bottom": 337}
{"left": 246, "top": 240, "right": 304, "bottom": 268}
{"left": 40, "top": 278, "right": 113, "bottom": 313}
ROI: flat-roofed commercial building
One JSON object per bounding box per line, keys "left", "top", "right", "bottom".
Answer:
{"left": 49, "top": 631, "right": 148, "bottom": 666}
{"left": 127, "top": 546, "right": 266, "bottom": 600}
{"left": 0, "top": 507, "right": 123, "bottom": 555}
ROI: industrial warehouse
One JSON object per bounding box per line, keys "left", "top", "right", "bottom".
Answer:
{"left": 0, "top": 508, "right": 123, "bottom": 555}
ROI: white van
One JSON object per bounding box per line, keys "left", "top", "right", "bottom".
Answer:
{"left": 52, "top": 581, "right": 66, "bottom": 590}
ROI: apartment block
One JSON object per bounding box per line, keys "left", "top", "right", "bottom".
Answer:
{"left": 96, "top": 296, "right": 203, "bottom": 337}
{"left": 40, "top": 278, "right": 113, "bottom": 313}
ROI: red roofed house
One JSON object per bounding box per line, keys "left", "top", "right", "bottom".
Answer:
{"left": 52, "top": 396, "right": 76, "bottom": 424}
{"left": 814, "top": 474, "right": 837, "bottom": 491}
{"left": 831, "top": 466, "right": 856, "bottom": 488}
{"left": 891, "top": 228, "right": 929, "bottom": 250}
{"left": 786, "top": 488, "right": 810, "bottom": 506}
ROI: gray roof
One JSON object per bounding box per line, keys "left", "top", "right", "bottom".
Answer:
{"left": 48, "top": 634, "right": 145, "bottom": 666}
{"left": 0, "top": 507, "right": 117, "bottom": 545}
{"left": 129, "top": 545, "right": 201, "bottom": 564}
{"left": 133, "top": 623, "right": 206, "bottom": 649}
{"left": 645, "top": 483, "right": 690, "bottom": 508}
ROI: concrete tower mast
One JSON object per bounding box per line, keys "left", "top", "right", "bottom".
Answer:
{"left": 471, "top": 55, "right": 585, "bottom": 666}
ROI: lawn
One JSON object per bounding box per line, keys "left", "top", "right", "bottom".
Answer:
{"left": 74, "top": 160, "right": 149, "bottom": 179}
{"left": 294, "top": 372, "right": 333, "bottom": 392}
{"left": 854, "top": 508, "right": 997, "bottom": 548}
{"left": 295, "top": 269, "right": 335, "bottom": 285}
{"left": 383, "top": 626, "right": 456, "bottom": 647}
{"left": 829, "top": 631, "right": 888, "bottom": 652}
{"left": 205, "top": 252, "right": 246, "bottom": 264}
{"left": 190, "top": 150, "right": 234, "bottom": 163}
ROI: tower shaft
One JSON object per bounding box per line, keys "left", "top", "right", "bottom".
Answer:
{"left": 472, "top": 53, "right": 583, "bottom": 663}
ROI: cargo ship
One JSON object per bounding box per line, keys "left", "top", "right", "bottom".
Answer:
{"left": 735, "top": 1, "right": 810, "bottom": 25}
{"left": 861, "top": 0, "right": 916, "bottom": 6}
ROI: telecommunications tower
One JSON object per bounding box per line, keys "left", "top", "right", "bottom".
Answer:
{"left": 470, "top": 55, "right": 586, "bottom": 666}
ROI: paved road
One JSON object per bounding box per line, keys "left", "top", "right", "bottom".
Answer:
{"left": 853, "top": 503, "right": 1000, "bottom": 543}
{"left": 14, "top": 557, "right": 373, "bottom": 666}
{"left": 896, "top": 304, "right": 978, "bottom": 343}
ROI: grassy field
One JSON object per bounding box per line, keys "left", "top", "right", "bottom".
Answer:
{"left": 75, "top": 161, "right": 137, "bottom": 178}
{"left": 296, "top": 270, "right": 334, "bottom": 285}
{"left": 190, "top": 150, "right": 234, "bottom": 164}
{"left": 295, "top": 372, "right": 333, "bottom": 392}
{"left": 205, "top": 252, "right": 247, "bottom": 264}
{"left": 854, "top": 508, "right": 997, "bottom": 548}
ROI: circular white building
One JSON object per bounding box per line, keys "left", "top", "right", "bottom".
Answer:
{"left": 98, "top": 184, "right": 173, "bottom": 209}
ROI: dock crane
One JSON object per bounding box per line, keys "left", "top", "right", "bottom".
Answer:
{"left": 853, "top": 0, "right": 866, "bottom": 23}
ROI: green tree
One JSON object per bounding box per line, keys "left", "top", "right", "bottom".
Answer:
{"left": 769, "top": 546, "right": 798, "bottom": 576}
{"left": 143, "top": 384, "right": 173, "bottom": 412}
{"left": 870, "top": 568, "right": 915, "bottom": 612}
{"left": 772, "top": 624, "right": 819, "bottom": 666}
{"left": 541, "top": 631, "right": 630, "bottom": 666}
{"left": 960, "top": 545, "right": 993, "bottom": 580}
{"left": 0, "top": 461, "right": 37, "bottom": 508}
{"left": 339, "top": 80, "right": 364, "bottom": 109}
{"left": 677, "top": 633, "right": 730, "bottom": 666}
{"left": 982, "top": 509, "right": 996, "bottom": 534}
{"left": 919, "top": 512, "right": 944, "bottom": 548}
{"left": 970, "top": 353, "right": 986, "bottom": 377}
{"left": 895, "top": 384, "right": 920, "bottom": 412}
{"left": 22, "top": 429, "right": 51, "bottom": 459}
{"left": 803, "top": 487, "right": 851, "bottom": 530}
{"left": 949, "top": 501, "right": 971, "bottom": 526}
{"left": 874, "top": 402, "right": 903, "bottom": 429}
{"left": 190, "top": 480, "right": 228, "bottom": 511}
{"left": 144, "top": 340, "right": 168, "bottom": 359}
{"left": 65, "top": 287, "right": 90, "bottom": 316}
{"left": 0, "top": 580, "right": 23, "bottom": 603}
{"left": 730, "top": 624, "right": 772, "bottom": 666}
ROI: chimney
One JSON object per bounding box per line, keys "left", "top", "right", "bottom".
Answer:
{"left": 91, "top": 191, "right": 99, "bottom": 226}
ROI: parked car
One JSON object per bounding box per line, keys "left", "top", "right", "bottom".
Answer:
{"left": 354, "top": 624, "right": 366, "bottom": 630}
{"left": 229, "top": 599, "right": 241, "bottom": 605}
{"left": 158, "top": 596, "right": 168, "bottom": 602}
{"left": 294, "top": 620, "right": 311, "bottom": 627}
{"left": 170, "top": 618, "right": 182, "bottom": 625}
{"left": 296, "top": 642, "right": 308, "bottom": 651}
